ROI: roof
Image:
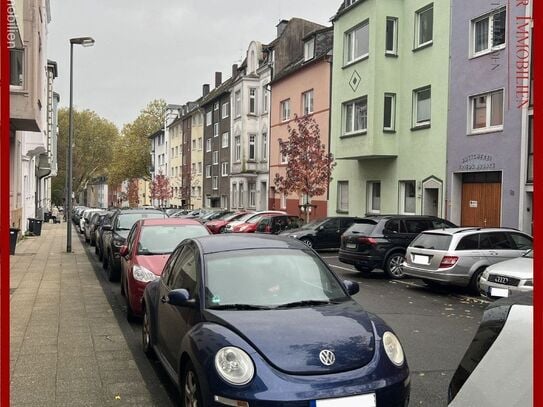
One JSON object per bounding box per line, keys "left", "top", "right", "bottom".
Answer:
{"left": 331, "top": 0, "right": 366, "bottom": 22}
{"left": 418, "top": 227, "right": 526, "bottom": 235}
{"left": 200, "top": 76, "right": 237, "bottom": 107}
{"left": 192, "top": 234, "right": 307, "bottom": 254}
{"left": 147, "top": 128, "right": 164, "bottom": 140}
{"left": 264, "top": 17, "right": 326, "bottom": 50}
{"left": 140, "top": 218, "right": 204, "bottom": 226}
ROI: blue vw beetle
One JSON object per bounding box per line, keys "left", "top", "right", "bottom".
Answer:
{"left": 142, "top": 235, "right": 410, "bottom": 406}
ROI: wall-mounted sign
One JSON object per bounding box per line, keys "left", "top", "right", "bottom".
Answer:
{"left": 458, "top": 154, "right": 496, "bottom": 171}
{"left": 469, "top": 200, "right": 478, "bottom": 208}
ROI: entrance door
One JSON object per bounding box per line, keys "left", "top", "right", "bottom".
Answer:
{"left": 423, "top": 188, "right": 439, "bottom": 216}
{"left": 461, "top": 182, "right": 501, "bottom": 227}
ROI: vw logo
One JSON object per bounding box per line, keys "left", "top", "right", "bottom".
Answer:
{"left": 495, "top": 276, "right": 509, "bottom": 284}
{"left": 319, "top": 349, "right": 336, "bottom": 366}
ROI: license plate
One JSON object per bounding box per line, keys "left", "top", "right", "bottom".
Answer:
{"left": 490, "top": 287, "right": 509, "bottom": 297}
{"left": 412, "top": 254, "right": 430, "bottom": 265}
{"left": 345, "top": 243, "right": 357, "bottom": 249}
{"left": 313, "top": 394, "right": 376, "bottom": 407}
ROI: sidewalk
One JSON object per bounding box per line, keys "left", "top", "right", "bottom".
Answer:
{"left": 9, "top": 222, "right": 171, "bottom": 406}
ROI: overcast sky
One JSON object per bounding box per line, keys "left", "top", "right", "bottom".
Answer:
{"left": 48, "top": 0, "right": 337, "bottom": 129}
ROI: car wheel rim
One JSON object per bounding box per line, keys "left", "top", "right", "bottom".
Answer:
{"left": 142, "top": 311, "right": 150, "bottom": 349}
{"left": 184, "top": 370, "right": 199, "bottom": 407}
{"left": 389, "top": 255, "right": 404, "bottom": 277}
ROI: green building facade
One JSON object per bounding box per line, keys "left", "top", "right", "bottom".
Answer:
{"left": 329, "top": 0, "right": 450, "bottom": 218}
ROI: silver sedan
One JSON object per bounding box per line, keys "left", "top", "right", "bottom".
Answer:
{"left": 479, "top": 250, "right": 533, "bottom": 298}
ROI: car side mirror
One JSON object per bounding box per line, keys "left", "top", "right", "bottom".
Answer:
{"left": 343, "top": 280, "right": 360, "bottom": 296}
{"left": 119, "top": 245, "right": 128, "bottom": 257}
{"left": 166, "top": 289, "right": 195, "bottom": 307}
{"left": 317, "top": 225, "right": 324, "bottom": 231}
{"left": 102, "top": 224, "right": 112, "bottom": 231}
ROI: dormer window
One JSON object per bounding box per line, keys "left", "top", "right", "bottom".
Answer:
{"left": 345, "top": 0, "right": 358, "bottom": 7}
{"left": 304, "top": 38, "right": 315, "bottom": 61}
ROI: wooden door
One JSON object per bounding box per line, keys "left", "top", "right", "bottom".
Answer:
{"left": 461, "top": 183, "right": 501, "bottom": 227}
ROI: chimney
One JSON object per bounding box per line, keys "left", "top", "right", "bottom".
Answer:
{"left": 215, "top": 72, "right": 222, "bottom": 88}
{"left": 202, "top": 84, "right": 210, "bottom": 96}
{"left": 276, "top": 19, "right": 288, "bottom": 37}
{"left": 232, "top": 64, "right": 238, "bottom": 78}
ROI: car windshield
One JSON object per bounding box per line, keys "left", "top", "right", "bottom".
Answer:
{"left": 346, "top": 220, "right": 377, "bottom": 235}
{"left": 247, "top": 214, "right": 267, "bottom": 224}
{"left": 117, "top": 213, "right": 165, "bottom": 230}
{"left": 138, "top": 225, "right": 209, "bottom": 255}
{"left": 410, "top": 233, "right": 452, "bottom": 250}
{"left": 204, "top": 248, "right": 348, "bottom": 308}
{"left": 235, "top": 212, "right": 256, "bottom": 223}
{"left": 302, "top": 218, "right": 327, "bottom": 229}
{"left": 523, "top": 250, "right": 533, "bottom": 258}
{"left": 218, "top": 212, "right": 241, "bottom": 221}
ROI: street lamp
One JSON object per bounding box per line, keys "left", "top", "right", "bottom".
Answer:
{"left": 66, "top": 36, "right": 95, "bottom": 253}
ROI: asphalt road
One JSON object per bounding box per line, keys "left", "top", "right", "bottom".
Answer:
{"left": 80, "top": 233, "right": 490, "bottom": 407}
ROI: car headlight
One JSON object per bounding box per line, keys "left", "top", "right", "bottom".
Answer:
{"left": 524, "top": 279, "right": 533, "bottom": 287}
{"left": 290, "top": 234, "right": 297, "bottom": 238}
{"left": 382, "top": 331, "right": 405, "bottom": 366}
{"left": 482, "top": 269, "right": 490, "bottom": 279}
{"left": 214, "top": 346, "right": 254, "bottom": 385}
{"left": 132, "top": 265, "right": 159, "bottom": 283}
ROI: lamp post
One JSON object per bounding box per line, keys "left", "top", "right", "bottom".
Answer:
{"left": 66, "top": 36, "right": 95, "bottom": 253}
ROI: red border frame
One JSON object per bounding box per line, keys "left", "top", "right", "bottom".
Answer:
{"left": 1, "top": 0, "right": 10, "bottom": 405}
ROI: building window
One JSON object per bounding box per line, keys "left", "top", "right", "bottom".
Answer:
{"left": 471, "top": 7, "right": 506, "bottom": 57}
{"left": 221, "top": 195, "right": 228, "bottom": 209}
{"left": 222, "top": 101, "right": 229, "bottom": 118}
{"left": 280, "top": 141, "right": 288, "bottom": 164}
{"left": 222, "top": 132, "right": 229, "bottom": 148}
{"left": 239, "top": 184, "right": 244, "bottom": 207}
{"left": 232, "top": 184, "right": 238, "bottom": 208}
{"left": 249, "top": 88, "right": 257, "bottom": 114}
{"left": 206, "top": 110, "right": 212, "bottom": 126}
{"left": 345, "top": 21, "right": 369, "bottom": 64}
{"left": 248, "top": 135, "right": 256, "bottom": 160}
{"left": 304, "top": 38, "right": 315, "bottom": 61}
{"left": 280, "top": 99, "right": 291, "bottom": 122}
{"left": 345, "top": 0, "right": 359, "bottom": 6}
{"left": 212, "top": 176, "right": 218, "bottom": 190}
{"left": 191, "top": 163, "right": 196, "bottom": 173}
{"left": 10, "top": 48, "right": 24, "bottom": 87}
{"left": 213, "top": 123, "right": 219, "bottom": 137}
{"left": 415, "top": 4, "right": 433, "bottom": 49}
{"left": 198, "top": 162, "right": 202, "bottom": 174}
{"left": 206, "top": 138, "right": 212, "bottom": 152}
{"left": 221, "top": 162, "right": 228, "bottom": 176}
{"left": 198, "top": 187, "right": 202, "bottom": 197}
{"left": 367, "top": 182, "right": 381, "bottom": 213}
{"left": 213, "top": 151, "right": 219, "bottom": 165}
{"left": 192, "top": 139, "right": 196, "bottom": 149}
{"left": 248, "top": 183, "right": 256, "bottom": 207}
{"left": 198, "top": 137, "right": 202, "bottom": 150}
{"left": 470, "top": 89, "right": 504, "bottom": 133}
{"left": 205, "top": 165, "right": 211, "bottom": 178}
{"left": 262, "top": 87, "right": 269, "bottom": 113}
{"left": 302, "top": 90, "right": 314, "bottom": 115}
{"left": 262, "top": 133, "right": 267, "bottom": 160}
{"left": 214, "top": 102, "right": 219, "bottom": 111}
{"left": 344, "top": 97, "right": 368, "bottom": 135}
{"left": 383, "top": 93, "right": 396, "bottom": 131}
{"left": 413, "top": 86, "right": 431, "bottom": 127}
{"left": 234, "top": 135, "right": 241, "bottom": 161}
{"left": 527, "top": 115, "right": 533, "bottom": 183}
{"left": 235, "top": 90, "right": 241, "bottom": 117}
{"left": 337, "top": 181, "right": 349, "bottom": 212}
{"left": 385, "top": 17, "right": 398, "bottom": 55}
{"left": 280, "top": 193, "right": 287, "bottom": 209}
{"left": 400, "top": 181, "right": 416, "bottom": 214}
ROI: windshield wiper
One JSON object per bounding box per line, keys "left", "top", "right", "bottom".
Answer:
{"left": 275, "top": 299, "right": 337, "bottom": 309}
{"left": 208, "top": 303, "right": 273, "bottom": 310}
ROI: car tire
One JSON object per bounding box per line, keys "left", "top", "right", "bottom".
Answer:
{"left": 125, "top": 290, "right": 137, "bottom": 322}
{"left": 181, "top": 362, "right": 203, "bottom": 407}
{"left": 219, "top": 227, "right": 225, "bottom": 234}
{"left": 300, "top": 238, "right": 313, "bottom": 248}
{"left": 142, "top": 305, "right": 156, "bottom": 359}
{"left": 384, "top": 252, "right": 406, "bottom": 279}
{"left": 468, "top": 268, "right": 485, "bottom": 294}
{"left": 106, "top": 254, "right": 118, "bottom": 282}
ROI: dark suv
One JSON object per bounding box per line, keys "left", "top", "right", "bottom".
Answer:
{"left": 339, "top": 215, "right": 456, "bottom": 278}
{"left": 101, "top": 209, "right": 166, "bottom": 281}
{"left": 279, "top": 216, "right": 363, "bottom": 249}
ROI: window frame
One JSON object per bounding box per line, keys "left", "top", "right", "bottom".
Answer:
{"left": 248, "top": 134, "right": 256, "bottom": 160}
{"left": 249, "top": 88, "right": 257, "bottom": 115}
{"left": 206, "top": 110, "right": 212, "bottom": 126}
{"left": 468, "top": 89, "right": 504, "bottom": 134}
{"left": 212, "top": 176, "right": 219, "bottom": 190}
{"left": 302, "top": 90, "right": 314, "bottom": 116}
{"left": 385, "top": 17, "right": 398, "bottom": 55}
{"left": 234, "top": 135, "right": 241, "bottom": 162}
{"left": 221, "top": 162, "right": 228, "bottom": 177}
{"left": 344, "top": 20, "right": 370, "bottom": 65}
{"left": 205, "top": 165, "right": 211, "bottom": 178}
{"left": 414, "top": 4, "right": 434, "bottom": 50}
{"left": 337, "top": 181, "right": 349, "bottom": 213}
{"left": 280, "top": 99, "right": 291, "bottom": 122}
{"left": 222, "top": 101, "right": 229, "bottom": 118}
{"left": 205, "top": 138, "right": 212, "bottom": 152}
{"left": 399, "top": 180, "right": 417, "bottom": 215}
{"left": 304, "top": 38, "right": 315, "bottom": 61}
{"left": 367, "top": 181, "right": 381, "bottom": 214}
{"left": 261, "top": 133, "right": 267, "bottom": 161}
{"left": 234, "top": 90, "right": 242, "bottom": 118}
{"left": 212, "top": 151, "right": 219, "bottom": 165}
{"left": 383, "top": 93, "right": 396, "bottom": 131}
{"left": 213, "top": 123, "right": 219, "bottom": 137}
{"left": 343, "top": 96, "right": 368, "bottom": 136}
{"left": 470, "top": 7, "right": 507, "bottom": 58}
{"left": 412, "top": 86, "right": 431, "bottom": 128}
{"left": 221, "top": 131, "right": 229, "bottom": 148}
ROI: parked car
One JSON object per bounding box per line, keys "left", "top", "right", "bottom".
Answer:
{"left": 142, "top": 235, "right": 410, "bottom": 406}
{"left": 231, "top": 213, "right": 277, "bottom": 233}
{"left": 72, "top": 206, "right": 87, "bottom": 224}
{"left": 79, "top": 208, "right": 100, "bottom": 234}
{"left": 479, "top": 249, "right": 533, "bottom": 298}
{"left": 280, "top": 216, "right": 363, "bottom": 250}
{"left": 402, "top": 227, "right": 533, "bottom": 292}
{"left": 448, "top": 293, "right": 532, "bottom": 406}
{"left": 224, "top": 211, "right": 286, "bottom": 233}
{"left": 120, "top": 218, "right": 210, "bottom": 321}
{"left": 339, "top": 215, "right": 457, "bottom": 278}
{"left": 102, "top": 209, "right": 166, "bottom": 281}
{"left": 206, "top": 211, "right": 254, "bottom": 234}
{"left": 85, "top": 211, "right": 108, "bottom": 245}
{"left": 95, "top": 211, "right": 116, "bottom": 260}
{"left": 199, "top": 210, "right": 232, "bottom": 224}
{"left": 255, "top": 214, "right": 304, "bottom": 234}
{"left": 164, "top": 208, "right": 183, "bottom": 217}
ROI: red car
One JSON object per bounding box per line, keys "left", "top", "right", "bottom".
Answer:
{"left": 231, "top": 213, "right": 276, "bottom": 233}
{"left": 119, "top": 218, "right": 210, "bottom": 320}
{"left": 205, "top": 211, "right": 253, "bottom": 234}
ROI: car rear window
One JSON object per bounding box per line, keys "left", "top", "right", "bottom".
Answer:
{"left": 410, "top": 233, "right": 452, "bottom": 250}
{"left": 345, "top": 220, "right": 377, "bottom": 235}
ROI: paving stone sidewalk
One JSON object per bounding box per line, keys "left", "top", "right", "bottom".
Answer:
{"left": 10, "top": 222, "right": 171, "bottom": 406}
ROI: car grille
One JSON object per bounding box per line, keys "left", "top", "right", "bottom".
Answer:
{"left": 488, "top": 274, "right": 520, "bottom": 287}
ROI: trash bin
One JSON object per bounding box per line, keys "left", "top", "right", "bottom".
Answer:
{"left": 27, "top": 218, "right": 43, "bottom": 236}
{"left": 9, "top": 228, "right": 20, "bottom": 255}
